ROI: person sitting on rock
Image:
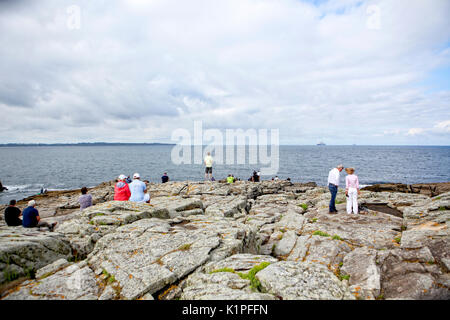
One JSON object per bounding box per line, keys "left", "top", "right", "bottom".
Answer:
{"left": 141, "top": 189, "right": 151, "bottom": 204}
{"left": 129, "top": 173, "right": 147, "bottom": 202}
{"left": 4, "top": 199, "right": 22, "bottom": 226}
{"left": 78, "top": 187, "right": 93, "bottom": 210}
{"left": 22, "top": 200, "right": 57, "bottom": 231}
{"left": 161, "top": 172, "right": 169, "bottom": 183}
{"left": 114, "top": 174, "right": 131, "bottom": 201}
{"left": 227, "top": 174, "right": 234, "bottom": 184}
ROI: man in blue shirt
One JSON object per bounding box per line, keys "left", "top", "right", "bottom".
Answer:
{"left": 129, "top": 173, "right": 147, "bottom": 202}
{"left": 22, "top": 200, "right": 57, "bottom": 231}
{"left": 161, "top": 172, "right": 169, "bottom": 183}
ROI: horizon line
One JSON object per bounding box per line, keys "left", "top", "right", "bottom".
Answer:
{"left": 0, "top": 142, "right": 449, "bottom": 147}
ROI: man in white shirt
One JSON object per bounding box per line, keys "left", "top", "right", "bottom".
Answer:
{"left": 204, "top": 152, "right": 214, "bottom": 181}
{"left": 327, "top": 164, "right": 344, "bottom": 213}
{"left": 129, "top": 173, "right": 147, "bottom": 202}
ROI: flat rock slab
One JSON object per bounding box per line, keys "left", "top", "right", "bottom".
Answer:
{"left": 150, "top": 197, "right": 204, "bottom": 218}
{"left": 0, "top": 227, "right": 72, "bottom": 285}
{"left": 377, "top": 247, "right": 449, "bottom": 300}
{"left": 256, "top": 261, "right": 354, "bottom": 300}
{"left": 2, "top": 262, "right": 99, "bottom": 300}
{"left": 180, "top": 254, "right": 278, "bottom": 300}
{"left": 287, "top": 235, "right": 351, "bottom": 272}
{"left": 202, "top": 195, "right": 248, "bottom": 218}
{"left": 56, "top": 199, "right": 203, "bottom": 259}
{"left": 340, "top": 247, "right": 380, "bottom": 300}
{"left": 303, "top": 209, "right": 403, "bottom": 249}
{"left": 148, "top": 182, "right": 232, "bottom": 197}
{"left": 87, "top": 215, "right": 259, "bottom": 300}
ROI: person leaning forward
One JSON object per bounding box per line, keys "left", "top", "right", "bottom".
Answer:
{"left": 327, "top": 164, "right": 344, "bottom": 214}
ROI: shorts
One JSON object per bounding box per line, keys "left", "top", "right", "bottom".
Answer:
{"left": 205, "top": 167, "right": 212, "bottom": 174}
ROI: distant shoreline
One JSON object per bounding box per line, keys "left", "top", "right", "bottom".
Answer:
{"left": 0, "top": 143, "right": 449, "bottom": 147}
{"left": 0, "top": 142, "right": 175, "bottom": 147}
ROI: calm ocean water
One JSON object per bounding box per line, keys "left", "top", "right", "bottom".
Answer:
{"left": 0, "top": 145, "right": 449, "bottom": 204}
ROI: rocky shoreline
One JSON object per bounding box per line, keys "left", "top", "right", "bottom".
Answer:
{"left": 0, "top": 180, "right": 449, "bottom": 300}
{"left": 361, "top": 182, "right": 450, "bottom": 197}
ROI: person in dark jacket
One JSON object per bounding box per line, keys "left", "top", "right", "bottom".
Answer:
{"left": 22, "top": 200, "right": 57, "bottom": 231}
{"left": 4, "top": 199, "right": 22, "bottom": 226}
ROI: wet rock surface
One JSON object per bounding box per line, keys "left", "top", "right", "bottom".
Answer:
{"left": 0, "top": 180, "right": 449, "bottom": 300}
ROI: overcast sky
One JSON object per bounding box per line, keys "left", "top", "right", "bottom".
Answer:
{"left": 0, "top": 0, "right": 449, "bottom": 145}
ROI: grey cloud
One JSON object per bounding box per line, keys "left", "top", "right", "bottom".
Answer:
{"left": 0, "top": 0, "right": 449, "bottom": 144}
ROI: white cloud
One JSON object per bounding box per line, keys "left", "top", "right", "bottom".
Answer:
{"left": 407, "top": 128, "right": 425, "bottom": 136}
{"left": 434, "top": 120, "right": 450, "bottom": 132}
{"left": 404, "top": 120, "right": 450, "bottom": 137}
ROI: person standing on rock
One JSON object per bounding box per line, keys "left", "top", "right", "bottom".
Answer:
{"left": 4, "top": 199, "right": 22, "bottom": 226}
{"left": 114, "top": 174, "right": 131, "bottom": 201}
{"left": 345, "top": 167, "right": 360, "bottom": 214}
{"left": 22, "top": 200, "right": 57, "bottom": 231}
{"left": 204, "top": 152, "right": 214, "bottom": 181}
{"left": 327, "top": 164, "right": 344, "bottom": 214}
{"left": 78, "top": 187, "right": 93, "bottom": 210}
{"left": 161, "top": 172, "right": 169, "bottom": 183}
{"left": 252, "top": 170, "right": 260, "bottom": 182}
{"left": 129, "top": 173, "right": 147, "bottom": 202}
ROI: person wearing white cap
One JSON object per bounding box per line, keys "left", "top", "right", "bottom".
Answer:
{"left": 129, "top": 173, "right": 147, "bottom": 202}
{"left": 114, "top": 174, "right": 131, "bottom": 201}
{"left": 22, "top": 200, "right": 57, "bottom": 231}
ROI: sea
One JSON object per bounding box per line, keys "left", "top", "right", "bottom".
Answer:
{"left": 0, "top": 145, "right": 449, "bottom": 204}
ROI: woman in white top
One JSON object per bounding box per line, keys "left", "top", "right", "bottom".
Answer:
{"left": 345, "top": 167, "right": 360, "bottom": 214}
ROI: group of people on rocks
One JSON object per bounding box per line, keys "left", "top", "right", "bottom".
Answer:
{"left": 114, "top": 172, "right": 171, "bottom": 202}
{"left": 328, "top": 164, "right": 360, "bottom": 215}
{"left": 2, "top": 186, "right": 95, "bottom": 231}
{"left": 4, "top": 199, "right": 57, "bottom": 231}
{"left": 2, "top": 163, "right": 361, "bottom": 229}
{"left": 114, "top": 173, "right": 150, "bottom": 203}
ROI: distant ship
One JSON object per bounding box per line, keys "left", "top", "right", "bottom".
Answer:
{"left": 317, "top": 142, "right": 326, "bottom": 146}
